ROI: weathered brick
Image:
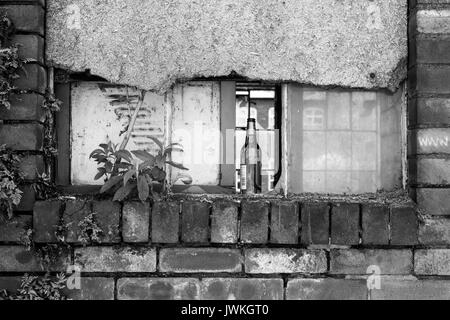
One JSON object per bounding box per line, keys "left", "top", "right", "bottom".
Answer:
{"left": 14, "top": 184, "right": 35, "bottom": 212}
{"left": 92, "top": 201, "right": 121, "bottom": 244}
{"left": 181, "top": 201, "right": 209, "bottom": 243}
{"left": 117, "top": 278, "right": 200, "bottom": 300}
{"left": 74, "top": 247, "right": 156, "bottom": 273}
{"left": 362, "top": 205, "right": 389, "bottom": 245}
{"left": 18, "top": 155, "right": 44, "bottom": 180}
{"left": 371, "top": 276, "right": 450, "bottom": 300}
{"left": 0, "top": 5, "right": 44, "bottom": 34}
{"left": 270, "top": 201, "right": 299, "bottom": 244}
{"left": 419, "top": 218, "right": 450, "bottom": 245}
{"left": 286, "top": 278, "right": 367, "bottom": 300}
{"left": 151, "top": 201, "right": 179, "bottom": 243}
{"left": 410, "top": 129, "right": 450, "bottom": 155}
{"left": 122, "top": 202, "right": 150, "bottom": 243}
{"left": 201, "top": 278, "right": 284, "bottom": 300}
{"left": 0, "top": 94, "right": 45, "bottom": 121}
{"left": 0, "top": 215, "right": 31, "bottom": 242}
{"left": 331, "top": 203, "right": 360, "bottom": 245}
{"left": 245, "top": 249, "right": 327, "bottom": 274}
{"left": 64, "top": 277, "right": 115, "bottom": 300}
{"left": 411, "top": 98, "right": 450, "bottom": 126}
{"left": 417, "top": 9, "right": 450, "bottom": 34}
{"left": 0, "top": 124, "right": 43, "bottom": 151}
{"left": 0, "top": 277, "right": 22, "bottom": 295}
{"left": 211, "top": 201, "right": 238, "bottom": 244}
{"left": 63, "top": 200, "right": 91, "bottom": 243}
{"left": 390, "top": 206, "right": 418, "bottom": 245}
{"left": 417, "top": 188, "right": 450, "bottom": 215}
{"left": 0, "top": 245, "right": 69, "bottom": 272}
{"left": 414, "top": 249, "right": 450, "bottom": 275}
{"left": 301, "top": 203, "right": 329, "bottom": 245}
{"left": 330, "top": 249, "right": 413, "bottom": 275}
{"left": 414, "top": 65, "right": 450, "bottom": 94}
{"left": 33, "top": 200, "right": 62, "bottom": 243}
{"left": 415, "top": 158, "right": 450, "bottom": 185}
{"left": 12, "top": 34, "right": 44, "bottom": 64}
{"left": 159, "top": 248, "right": 242, "bottom": 273}
{"left": 240, "top": 201, "right": 269, "bottom": 244}
{"left": 14, "top": 64, "right": 47, "bottom": 93}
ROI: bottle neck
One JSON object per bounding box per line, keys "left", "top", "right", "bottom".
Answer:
{"left": 246, "top": 121, "right": 256, "bottom": 139}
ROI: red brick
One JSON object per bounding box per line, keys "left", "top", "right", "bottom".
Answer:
{"left": 0, "top": 277, "right": 22, "bottom": 295}
{"left": 415, "top": 37, "right": 450, "bottom": 65}
{"left": 0, "top": 215, "right": 31, "bottom": 242}
{"left": 419, "top": 218, "right": 450, "bottom": 245}
{"left": 244, "top": 249, "right": 327, "bottom": 274}
{"left": 92, "top": 201, "right": 121, "bottom": 244}
{"left": 415, "top": 158, "right": 450, "bottom": 185}
{"left": 413, "top": 65, "right": 450, "bottom": 94}
{"left": 0, "top": 123, "right": 43, "bottom": 151}
{"left": 14, "top": 184, "right": 35, "bottom": 212}
{"left": 301, "top": 203, "right": 329, "bottom": 245}
{"left": 417, "top": 188, "right": 450, "bottom": 215}
{"left": 286, "top": 279, "right": 367, "bottom": 300}
{"left": 330, "top": 249, "right": 413, "bottom": 275}
{"left": 412, "top": 98, "right": 450, "bottom": 126}
{"left": 270, "top": 201, "right": 299, "bottom": 244}
{"left": 122, "top": 202, "right": 150, "bottom": 243}
{"left": 74, "top": 247, "right": 156, "bottom": 273}
{"left": 390, "top": 206, "right": 418, "bottom": 245}
{"left": 362, "top": 205, "right": 389, "bottom": 245}
{"left": 64, "top": 277, "right": 115, "bottom": 300}
{"left": 211, "top": 201, "right": 238, "bottom": 244}
{"left": 33, "top": 200, "right": 62, "bottom": 243}
{"left": 410, "top": 128, "right": 450, "bottom": 155}
{"left": 240, "top": 201, "right": 269, "bottom": 244}
{"left": 371, "top": 277, "right": 450, "bottom": 300}
{"left": 414, "top": 249, "right": 450, "bottom": 275}
{"left": 331, "top": 203, "right": 360, "bottom": 245}
{"left": 63, "top": 200, "right": 92, "bottom": 243}
{"left": 12, "top": 34, "right": 44, "bottom": 64}
{"left": 0, "top": 93, "right": 44, "bottom": 121}
{"left": 181, "top": 201, "right": 209, "bottom": 243}
{"left": 0, "top": 245, "right": 69, "bottom": 272}
{"left": 117, "top": 278, "right": 200, "bottom": 300}
{"left": 18, "top": 155, "right": 44, "bottom": 180}
{"left": 13, "top": 64, "right": 47, "bottom": 93}
{"left": 159, "top": 248, "right": 242, "bottom": 273}
{"left": 151, "top": 201, "right": 179, "bottom": 244}
{"left": 0, "top": 5, "right": 44, "bottom": 34}
{"left": 201, "top": 278, "right": 283, "bottom": 300}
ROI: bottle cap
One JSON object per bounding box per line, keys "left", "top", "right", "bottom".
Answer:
{"left": 247, "top": 118, "right": 256, "bottom": 123}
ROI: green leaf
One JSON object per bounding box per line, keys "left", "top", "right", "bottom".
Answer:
{"left": 115, "top": 150, "right": 133, "bottom": 163}
{"left": 113, "top": 182, "right": 135, "bottom": 202}
{"left": 164, "top": 146, "right": 184, "bottom": 156}
{"left": 99, "top": 144, "right": 109, "bottom": 152}
{"left": 148, "top": 136, "right": 164, "bottom": 151}
{"left": 123, "top": 169, "right": 135, "bottom": 186}
{"left": 137, "top": 176, "right": 150, "bottom": 202}
{"left": 166, "top": 161, "right": 189, "bottom": 171}
{"left": 89, "top": 149, "right": 105, "bottom": 158}
{"left": 100, "top": 176, "right": 122, "bottom": 194}
{"left": 151, "top": 167, "right": 166, "bottom": 182}
{"left": 131, "top": 150, "right": 155, "bottom": 163}
{"left": 179, "top": 174, "right": 193, "bottom": 185}
{"left": 139, "top": 160, "right": 155, "bottom": 171}
{"left": 94, "top": 168, "right": 107, "bottom": 180}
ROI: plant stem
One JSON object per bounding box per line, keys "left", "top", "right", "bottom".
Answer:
{"left": 119, "top": 90, "right": 146, "bottom": 150}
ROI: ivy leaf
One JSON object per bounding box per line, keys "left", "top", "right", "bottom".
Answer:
{"left": 137, "top": 176, "right": 150, "bottom": 202}
{"left": 166, "top": 161, "right": 189, "bottom": 171}
{"left": 94, "top": 168, "right": 107, "bottom": 180}
{"left": 113, "top": 182, "right": 135, "bottom": 202}
{"left": 131, "top": 150, "right": 155, "bottom": 163}
{"left": 100, "top": 176, "right": 122, "bottom": 194}
{"left": 115, "top": 150, "right": 133, "bottom": 163}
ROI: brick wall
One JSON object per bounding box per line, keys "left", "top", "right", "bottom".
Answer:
{"left": 0, "top": 0, "right": 449, "bottom": 301}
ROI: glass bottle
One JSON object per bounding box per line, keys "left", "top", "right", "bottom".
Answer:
{"left": 240, "top": 118, "right": 262, "bottom": 194}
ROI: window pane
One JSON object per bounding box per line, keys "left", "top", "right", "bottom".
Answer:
{"left": 287, "top": 85, "right": 403, "bottom": 194}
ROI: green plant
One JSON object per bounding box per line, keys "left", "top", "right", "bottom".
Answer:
{"left": 91, "top": 138, "right": 192, "bottom": 202}
{"left": 0, "top": 144, "right": 23, "bottom": 219}
{"left": 0, "top": 273, "right": 67, "bottom": 300}
{"left": 20, "top": 228, "right": 33, "bottom": 251}
{"left": 32, "top": 172, "right": 59, "bottom": 200}
{"left": 42, "top": 89, "right": 62, "bottom": 160}
{"left": 77, "top": 212, "right": 103, "bottom": 245}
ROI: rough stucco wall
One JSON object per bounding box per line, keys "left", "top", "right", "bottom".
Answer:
{"left": 46, "top": 0, "right": 407, "bottom": 93}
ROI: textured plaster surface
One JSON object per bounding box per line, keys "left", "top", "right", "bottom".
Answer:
{"left": 47, "top": 0, "right": 407, "bottom": 93}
